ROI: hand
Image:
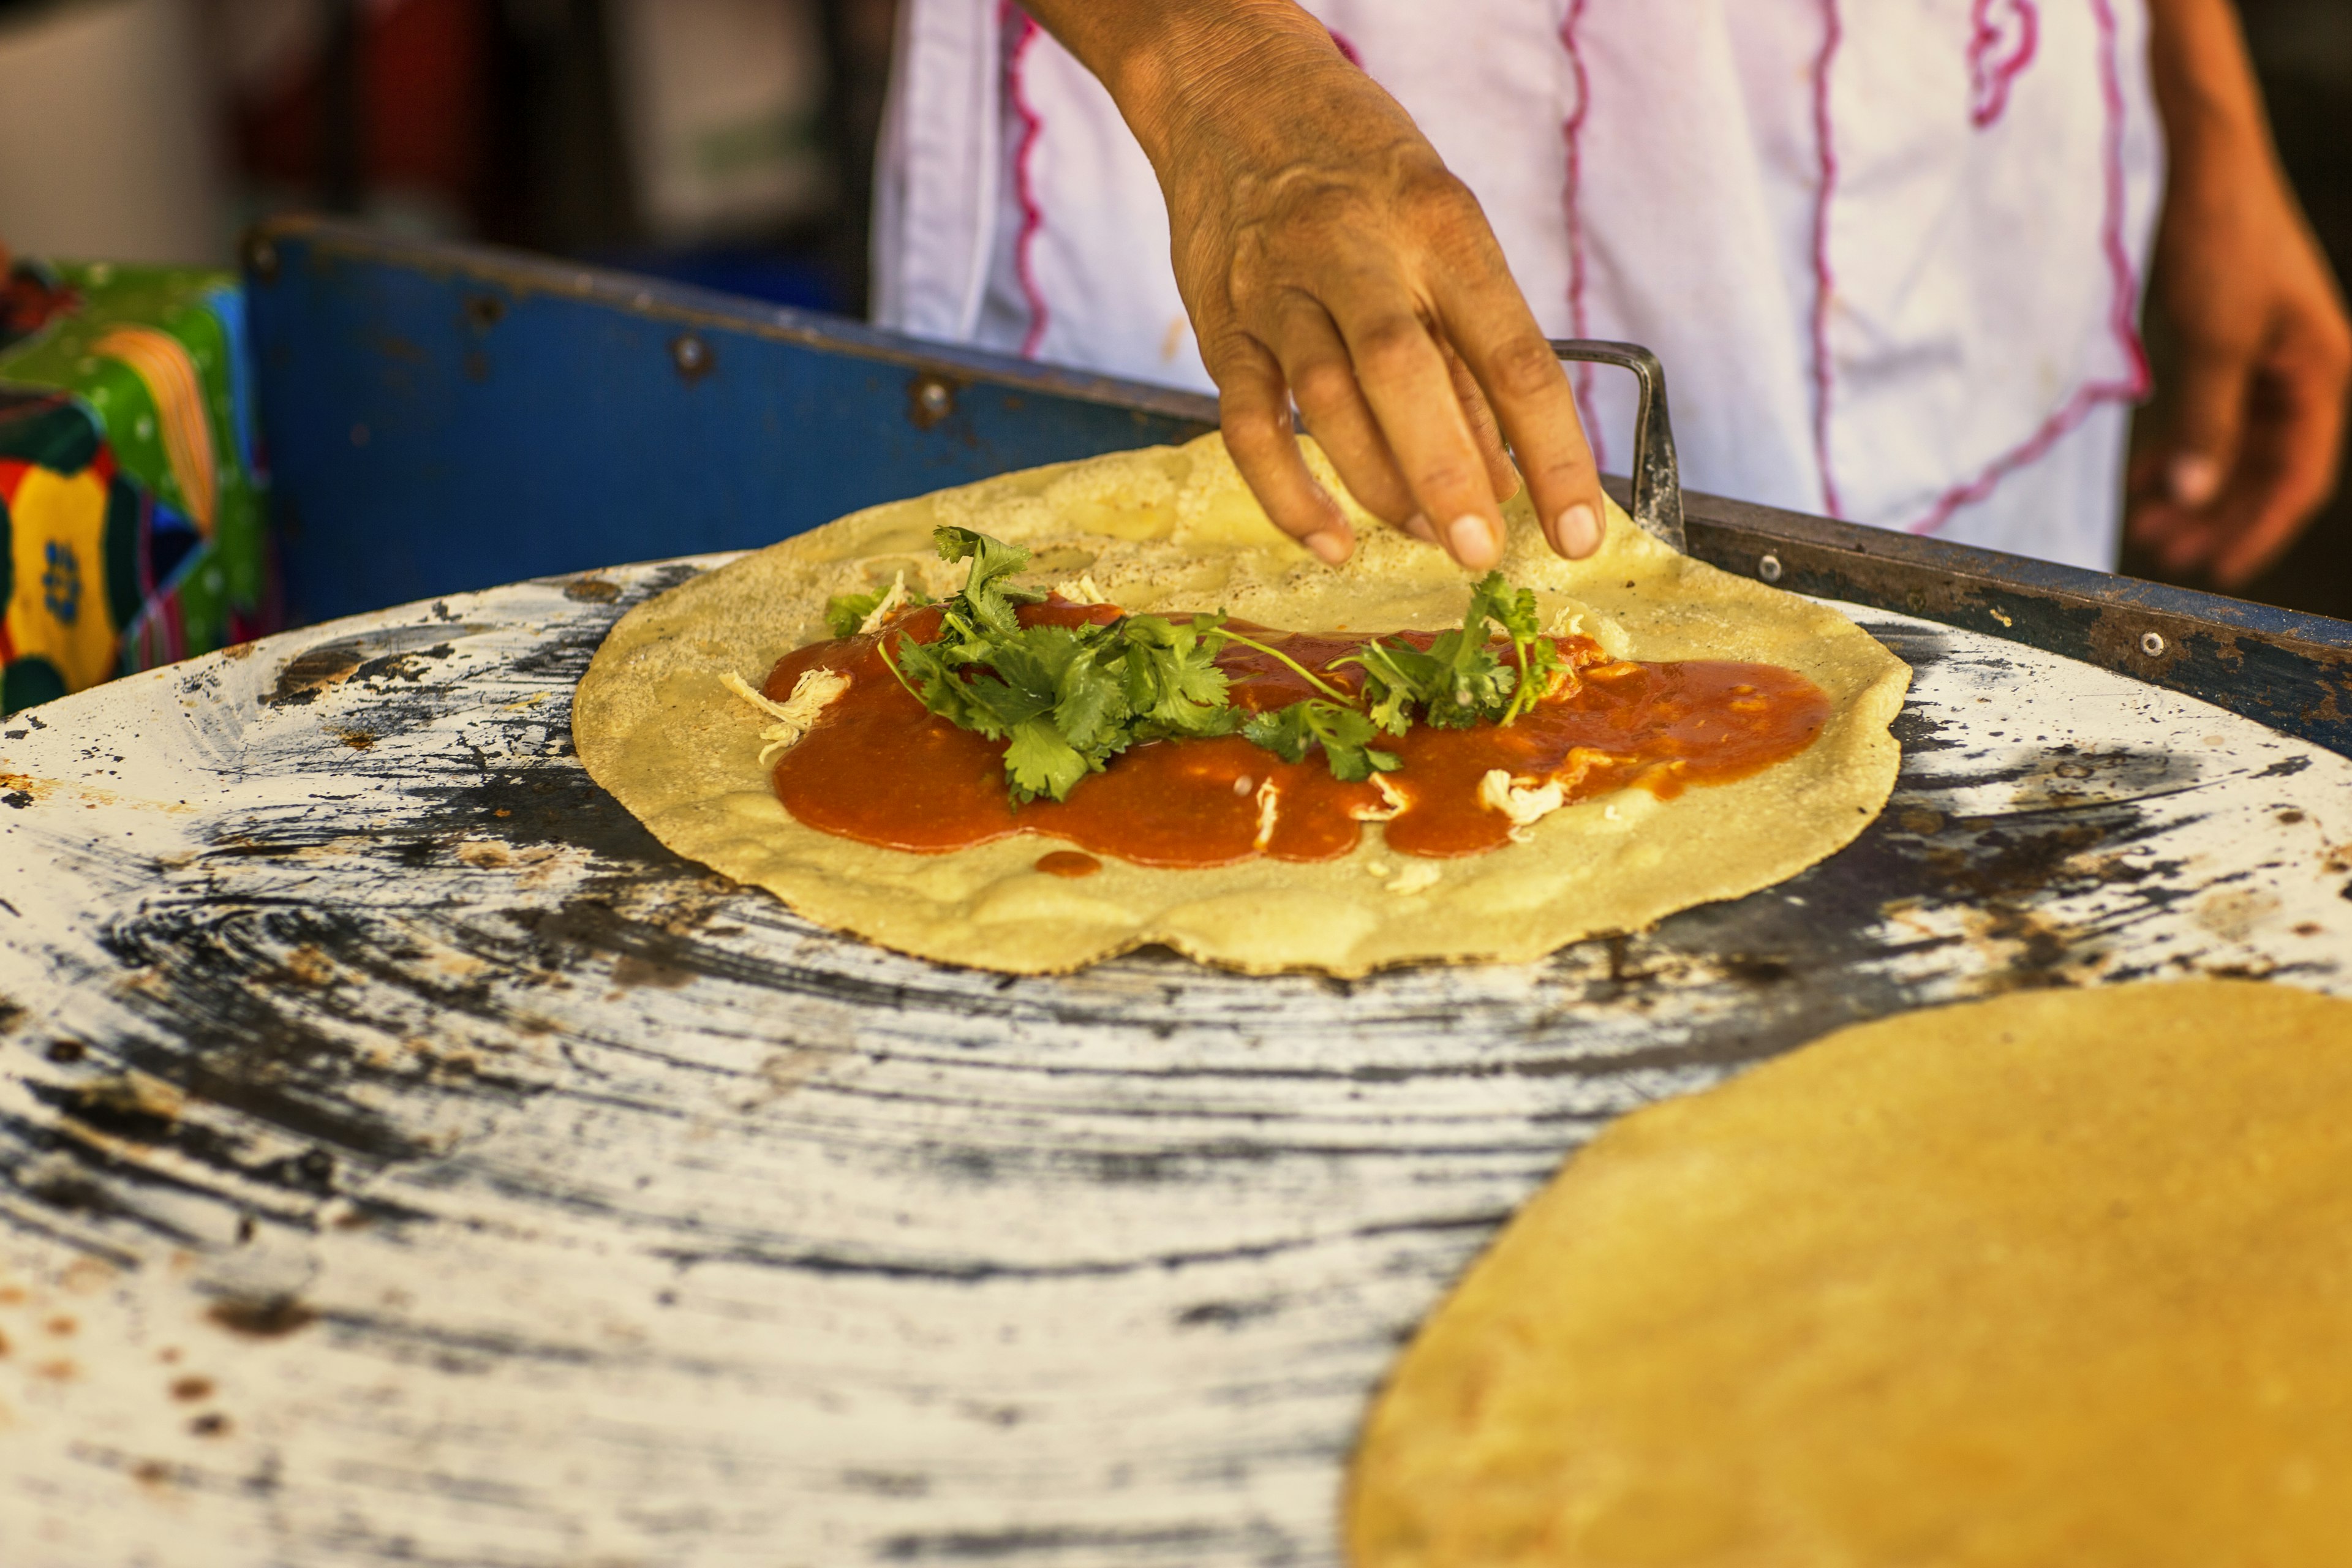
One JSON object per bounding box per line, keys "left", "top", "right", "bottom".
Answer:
{"left": 1027, "top": 1, "right": 1606, "bottom": 572}
{"left": 2130, "top": 0, "right": 2352, "bottom": 590}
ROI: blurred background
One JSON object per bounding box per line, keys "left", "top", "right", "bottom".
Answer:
{"left": 0, "top": 0, "right": 2343, "bottom": 616}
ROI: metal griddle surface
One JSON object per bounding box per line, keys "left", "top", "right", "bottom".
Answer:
{"left": 2, "top": 558, "right": 2348, "bottom": 1566}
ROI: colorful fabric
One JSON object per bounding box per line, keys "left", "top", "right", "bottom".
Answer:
{"left": 0, "top": 262, "right": 274, "bottom": 715}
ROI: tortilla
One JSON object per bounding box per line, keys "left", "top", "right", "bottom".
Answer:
{"left": 573, "top": 433, "right": 1907, "bottom": 974}
{"left": 1346, "top": 979, "right": 2352, "bottom": 1566}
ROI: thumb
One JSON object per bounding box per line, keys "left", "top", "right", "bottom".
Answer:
{"left": 2162, "top": 336, "right": 2258, "bottom": 508}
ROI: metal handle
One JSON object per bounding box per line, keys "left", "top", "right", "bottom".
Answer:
{"left": 1549, "top": 340, "right": 1686, "bottom": 554}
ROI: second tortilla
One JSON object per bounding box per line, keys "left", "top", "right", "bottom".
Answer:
{"left": 1348, "top": 979, "right": 2352, "bottom": 1566}
{"left": 575, "top": 434, "right": 1909, "bottom": 974}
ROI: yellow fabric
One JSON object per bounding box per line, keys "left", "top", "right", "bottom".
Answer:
{"left": 94, "top": 325, "right": 216, "bottom": 537}
{"left": 6, "top": 464, "right": 119, "bottom": 692}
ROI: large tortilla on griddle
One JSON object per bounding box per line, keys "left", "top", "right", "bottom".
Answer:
{"left": 574, "top": 433, "right": 1907, "bottom": 974}
{"left": 1347, "top": 979, "right": 2352, "bottom": 1567}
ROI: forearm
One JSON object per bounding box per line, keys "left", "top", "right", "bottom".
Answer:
{"left": 2144, "top": 0, "right": 2280, "bottom": 181}
{"left": 1016, "top": 1, "right": 1359, "bottom": 175}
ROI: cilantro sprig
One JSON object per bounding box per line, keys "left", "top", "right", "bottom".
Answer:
{"left": 861, "top": 529, "right": 1566, "bottom": 803}
{"left": 879, "top": 529, "right": 1238, "bottom": 802}
{"left": 1241, "top": 700, "right": 1400, "bottom": 782}
{"left": 1333, "top": 571, "right": 1564, "bottom": 733}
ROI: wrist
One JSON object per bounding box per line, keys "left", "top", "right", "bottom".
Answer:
{"left": 1026, "top": 0, "right": 1344, "bottom": 171}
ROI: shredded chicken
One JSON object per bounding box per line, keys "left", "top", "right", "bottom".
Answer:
{"left": 721, "top": 668, "right": 851, "bottom": 764}
{"left": 1478, "top": 768, "right": 1567, "bottom": 841}
{"left": 1385, "top": 861, "right": 1442, "bottom": 895}
{"left": 1053, "top": 572, "right": 1109, "bottom": 605}
{"left": 857, "top": 571, "right": 913, "bottom": 634}
{"left": 1351, "top": 773, "right": 1409, "bottom": 823}
{"left": 1253, "top": 778, "right": 1281, "bottom": 852}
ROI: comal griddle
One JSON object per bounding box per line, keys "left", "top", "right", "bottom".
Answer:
{"left": 1, "top": 222, "right": 2348, "bottom": 1567}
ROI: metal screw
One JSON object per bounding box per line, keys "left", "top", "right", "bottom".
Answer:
{"left": 1758, "top": 553, "right": 1783, "bottom": 583}
{"left": 908, "top": 374, "right": 959, "bottom": 429}
{"left": 671, "top": 333, "right": 712, "bottom": 380}
{"left": 2140, "top": 630, "right": 2166, "bottom": 658}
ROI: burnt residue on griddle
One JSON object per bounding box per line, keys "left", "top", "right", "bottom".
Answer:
{"left": 206, "top": 1296, "right": 319, "bottom": 1338}
{"left": 266, "top": 643, "right": 365, "bottom": 707}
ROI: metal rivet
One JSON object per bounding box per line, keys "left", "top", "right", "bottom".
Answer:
{"left": 908, "top": 373, "right": 958, "bottom": 429}
{"left": 2140, "top": 631, "right": 2166, "bottom": 657}
{"left": 671, "top": 333, "right": 712, "bottom": 380}
{"left": 1758, "top": 553, "right": 1783, "bottom": 583}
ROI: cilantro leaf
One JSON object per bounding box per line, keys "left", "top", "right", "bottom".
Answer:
{"left": 1003, "top": 716, "right": 1091, "bottom": 802}
{"left": 933, "top": 526, "right": 1042, "bottom": 636}
{"left": 1242, "top": 700, "right": 1401, "bottom": 783}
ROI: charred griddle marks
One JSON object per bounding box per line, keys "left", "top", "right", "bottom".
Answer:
{"left": 0, "top": 993, "right": 23, "bottom": 1034}
{"left": 878, "top": 1525, "right": 1234, "bottom": 1561}
{"left": 94, "top": 908, "right": 441, "bottom": 1166}
{"left": 265, "top": 625, "right": 478, "bottom": 708}
{"left": 652, "top": 1207, "right": 1512, "bottom": 1285}
{"left": 266, "top": 644, "right": 364, "bottom": 707}
{"left": 1174, "top": 1297, "right": 1281, "bottom": 1330}
{"left": 205, "top": 1296, "right": 318, "bottom": 1338}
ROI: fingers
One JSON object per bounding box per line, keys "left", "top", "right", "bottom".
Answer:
{"left": 2171, "top": 338, "right": 2259, "bottom": 500}
{"left": 2211, "top": 334, "right": 2351, "bottom": 587}
{"left": 1442, "top": 340, "right": 1521, "bottom": 505}
{"left": 2131, "top": 280, "right": 2351, "bottom": 590}
{"left": 1434, "top": 281, "right": 1604, "bottom": 562}
{"left": 1269, "top": 295, "right": 1420, "bottom": 530}
{"left": 1330, "top": 277, "right": 1515, "bottom": 571}
{"left": 1212, "top": 334, "right": 1355, "bottom": 565}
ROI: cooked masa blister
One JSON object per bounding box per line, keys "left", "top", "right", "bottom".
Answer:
{"left": 573, "top": 433, "right": 1909, "bottom": 974}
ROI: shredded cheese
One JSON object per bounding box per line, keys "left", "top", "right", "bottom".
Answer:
{"left": 1054, "top": 572, "right": 1109, "bottom": 605}
{"left": 721, "top": 669, "right": 851, "bottom": 764}
{"left": 1253, "top": 778, "right": 1281, "bottom": 852}
{"left": 1478, "top": 768, "right": 1567, "bottom": 841}
{"left": 857, "top": 571, "right": 913, "bottom": 634}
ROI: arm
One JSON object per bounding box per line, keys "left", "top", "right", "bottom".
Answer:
{"left": 2130, "top": 0, "right": 2351, "bottom": 589}
{"left": 1020, "top": 0, "right": 1607, "bottom": 572}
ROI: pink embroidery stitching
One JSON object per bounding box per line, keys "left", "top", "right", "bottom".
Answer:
{"left": 1906, "top": 0, "right": 2150, "bottom": 535}
{"left": 1810, "top": 0, "right": 1846, "bottom": 519}
{"left": 1005, "top": 5, "right": 1050, "bottom": 360}
{"left": 1968, "top": 0, "right": 2040, "bottom": 129}
{"left": 1558, "top": 0, "right": 1605, "bottom": 472}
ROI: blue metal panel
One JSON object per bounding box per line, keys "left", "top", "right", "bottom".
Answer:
{"left": 244, "top": 219, "right": 1216, "bottom": 623}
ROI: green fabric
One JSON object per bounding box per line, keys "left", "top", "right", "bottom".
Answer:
{"left": 0, "top": 262, "right": 274, "bottom": 714}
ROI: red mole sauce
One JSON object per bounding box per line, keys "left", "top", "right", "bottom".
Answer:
{"left": 764, "top": 598, "right": 1830, "bottom": 865}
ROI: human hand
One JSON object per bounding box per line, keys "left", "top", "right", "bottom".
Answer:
{"left": 1036, "top": 1, "right": 1605, "bottom": 572}
{"left": 2130, "top": 0, "right": 2352, "bottom": 590}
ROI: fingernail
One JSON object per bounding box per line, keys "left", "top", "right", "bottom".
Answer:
{"left": 1446, "top": 514, "right": 1499, "bottom": 570}
{"left": 2169, "top": 454, "right": 2222, "bottom": 508}
{"left": 1553, "top": 502, "right": 1601, "bottom": 559}
{"left": 1305, "top": 529, "right": 1351, "bottom": 565}
{"left": 1402, "top": 511, "right": 1436, "bottom": 543}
